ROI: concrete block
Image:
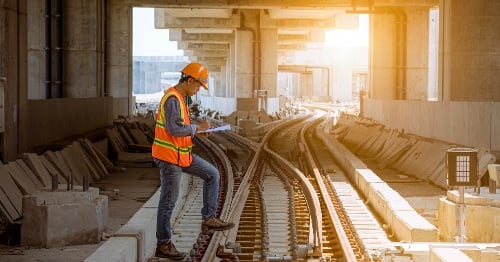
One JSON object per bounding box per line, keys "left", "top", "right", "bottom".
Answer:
{"left": 86, "top": 174, "right": 192, "bottom": 262}
{"left": 438, "top": 195, "right": 500, "bottom": 242}
{"left": 239, "top": 119, "right": 256, "bottom": 130}
{"left": 368, "top": 183, "right": 414, "bottom": 227}
{"left": 316, "top": 131, "right": 366, "bottom": 180}
{"left": 355, "top": 168, "right": 383, "bottom": 199}
{"left": 21, "top": 186, "right": 108, "bottom": 248}
{"left": 84, "top": 237, "right": 137, "bottom": 262}
{"left": 459, "top": 247, "right": 482, "bottom": 262}
{"left": 479, "top": 249, "right": 500, "bottom": 262}
{"left": 142, "top": 189, "right": 160, "bottom": 208}
{"left": 392, "top": 210, "right": 438, "bottom": 242}
{"left": 447, "top": 188, "right": 500, "bottom": 208}
{"left": 115, "top": 207, "right": 157, "bottom": 262}
{"left": 430, "top": 247, "right": 473, "bottom": 262}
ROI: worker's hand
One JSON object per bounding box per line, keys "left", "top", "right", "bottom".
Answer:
{"left": 195, "top": 120, "right": 211, "bottom": 132}
{"left": 195, "top": 120, "right": 211, "bottom": 138}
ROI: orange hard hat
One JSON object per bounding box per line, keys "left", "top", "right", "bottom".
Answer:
{"left": 181, "top": 62, "right": 208, "bottom": 90}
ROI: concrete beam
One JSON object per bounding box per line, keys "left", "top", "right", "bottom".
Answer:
{"left": 278, "top": 33, "right": 309, "bottom": 43}
{"left": 188, "top": 56, "right": 226, "bottom": 63}
{"left": 155, "top": 10, "right": 240, "bottom": 29}
{"left": 261, "top": 13, "right": 336, "bottom": 30}
{"left": 187, "top": 56, "right": 226, "bottom": 70}
{"left": 183, "top": 49, "right": 228, "bottom": 58}
{"left": 161, "top": 7, "right": 233, "bottom": 18}
{"left": 177, "top": 42, "right": 229, "bottom": 50}
{"left": 205, "top": 66, "right": 222, "bottom": 73}
{"left": 137, "top": 0, "right": 438, "bottom": 9}
{"left": 169, "top": 29, "right": 234, "bottom": 42}
{"left": 278, "top": 42, "right": 308, "bottom": 50}
{"left": 278, "top": 30, "right": 325, "bottom": 43}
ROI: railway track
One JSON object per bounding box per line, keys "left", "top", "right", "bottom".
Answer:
{"left": 158, "top": 113, "right": 393, "bottom": 261}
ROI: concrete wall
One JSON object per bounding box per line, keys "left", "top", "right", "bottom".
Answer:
{"left": 364, "top": 99, "right": 500, "bottom": 156}
{"left": 15, "top": 0, "right": 132, "bottom": 154}
{"left": 445, "top": 0, "right": 500, "bottom": 101}
{"left": 23, "top": 97, "right": 114, "bottom": 152}
{"left": 26, "top": 0, "right": 105, "bottom": 99}
{"left": 199, "top": 96, "right": 236, "bottom": 116}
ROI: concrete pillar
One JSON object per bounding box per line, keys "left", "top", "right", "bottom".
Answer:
{"left": 370, "top": 11, "right": 398, "bottom": 99}
{"left": 229, "top": 37, "right": 236, "bottom": 98}
{"left": 211, "top": 71, "right": 222, "bottom": 97}
{"left": 439, "top": 0, "right": 452, "bottom": 101}
{"left": 0, "top": 0, "right": 22, "bottom": 162}
{"left": 107, "top": 0, "right": 133, "bottom": 116}
{"left": 220, "top": 64, "right": 228, "bottom": 97}
{"left": 405, "top": 7, "right": 431, "bottom": 100}
{"left": 439, "top": 0, "right": 500, "bottom": 102}
{"left": 235, "top": 29, "right": 255, "bottom": 98}
{"left": 260, "top": 28, "right": 278, "bottom": 113}
{"left": 299, "top": 72, "right": 313, "bottom": 98}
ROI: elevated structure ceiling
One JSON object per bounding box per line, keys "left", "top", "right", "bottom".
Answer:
{"left": 146, "top": 0, "right": 438, "bottom": 70}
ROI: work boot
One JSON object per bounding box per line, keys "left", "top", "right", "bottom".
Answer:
{"left": 155, "top": 241, "right": 185, "bottom": 260}
{"left": 202, "top": 217, "right": 235, "bottom": 232}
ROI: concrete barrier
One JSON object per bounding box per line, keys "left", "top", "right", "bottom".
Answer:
{"left": 316, "top": 127, "right": 439, "bottom": 242}
{"left": 85, "top": 174, "right": 193, "bottom": 261}
{"left": 430, "top": 247, "right": 473, "bottom": 262}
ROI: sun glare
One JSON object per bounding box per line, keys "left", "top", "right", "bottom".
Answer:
{"left": 325, "top": 14, "right": 369, "bottom": 48}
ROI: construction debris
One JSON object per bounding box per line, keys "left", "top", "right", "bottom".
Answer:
{"left": 0, "top": 115, "right": 155, "bottom": 229}
{"left": 332, "top": 114, "right": 497, "bottom": 189}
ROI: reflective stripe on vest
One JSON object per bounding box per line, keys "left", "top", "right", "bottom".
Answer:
{"left": 151, "top": 87, "right": 193, "bottom": 167}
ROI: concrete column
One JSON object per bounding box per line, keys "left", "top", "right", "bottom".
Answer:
{"left": 0, "top": 0, "right": 23, "bottom": 162}
{"left": 211, "top": 71, "right": 222, "bottom": 97}
{"left": 26, "top": 0, "right": 44, "bottom": 99}
{"left": 405, "top": 7, "right": 431, "bottom": 100}
{"left": 441, "top": 0, "right": 500, "bottom": 102}
{"left": 439, "top": 0, "right": 452, "bottom": 101}
{"left": 220, "top": 64, "right": 228, "bottom": 97}
{"left": 235, "top": 29, "right": 255, "bottom": 98}
{"left": 370, "top": 12, "right": 398, "bottom": 99}
{"left": 229, "top": 37, "right": 236, "bottom": 98}
{"left": 299, "top": 72, "right": 313, "bottom": 98}
{"left": 107, "top": 0, "right": 132, "bottom": 116}
{"left": 260, "top": 28, "right": 278, "bottom": 114}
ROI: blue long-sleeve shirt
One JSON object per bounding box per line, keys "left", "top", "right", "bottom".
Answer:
{"left": 164, "top": 96, "right": 196, "bottom": 137}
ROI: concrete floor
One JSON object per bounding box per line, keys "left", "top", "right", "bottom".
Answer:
{"left": 0, "top": 162, "right": 448, "bottom": 261}
{"left": 0, "top": 129, "right": 453, "bottom": 261}
{"left": 0, "top": 165, "right": 160, "bottom": 262}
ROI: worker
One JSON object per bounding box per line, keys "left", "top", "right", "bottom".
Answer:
{"left": 152, "top": 62, "right": 234, "bottom": 260}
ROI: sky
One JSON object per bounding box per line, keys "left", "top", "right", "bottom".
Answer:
{"left": 325, "top": 14, "right": 369, "bottom": 48}
{"left": 133, "top": 8, "right": 183, "bottom": 56}
{"left": 132, "top": 7, "right": 368, "bottom": 56}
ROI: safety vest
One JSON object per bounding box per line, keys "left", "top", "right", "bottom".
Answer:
{"left": 151, "top": 87, "right": 193, "bottom": 167}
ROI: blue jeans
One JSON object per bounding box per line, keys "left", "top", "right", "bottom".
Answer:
{"left": 154, "top": 154, "right": 220, "bottom": 245}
